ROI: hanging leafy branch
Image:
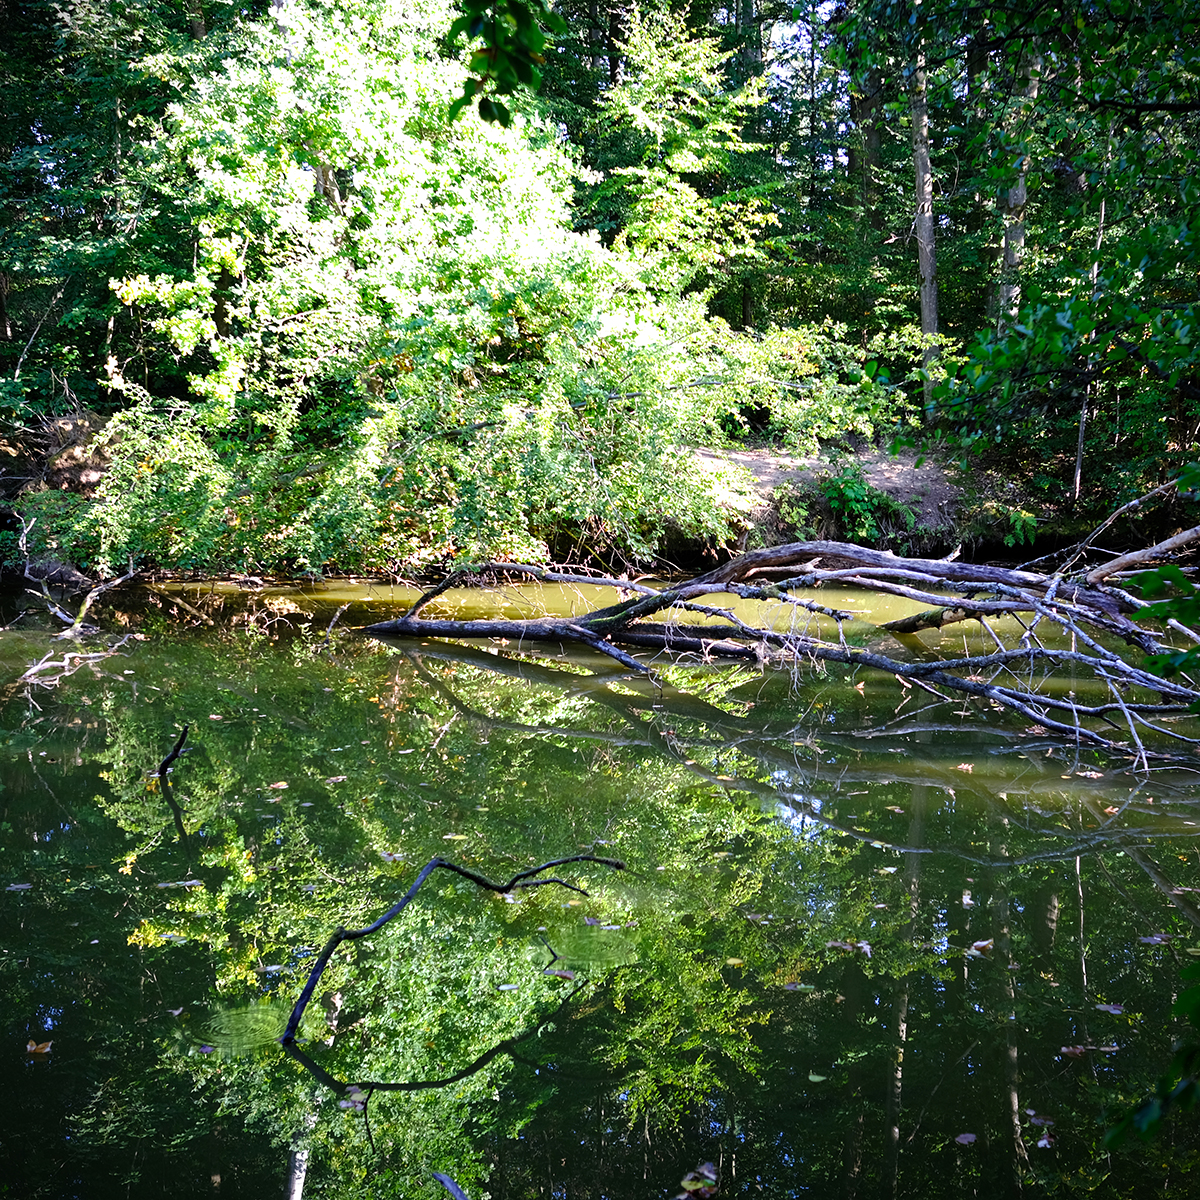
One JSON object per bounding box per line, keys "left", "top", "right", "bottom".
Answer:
{"left": 447, "top": 0, "right": 566, "bottom": 125}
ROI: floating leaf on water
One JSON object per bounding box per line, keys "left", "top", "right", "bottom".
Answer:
{"left": 1060, "top": 1045, "right": 1092, "bottom": 1057}
{"left": 442, "top": 833, "right": 468, "bottom": 840}
{"left": 784, "top": 982, "right": 815, "bottom": 992}
{"left": 1104, "top": 806, "right": 1120, "bottom": 815}
{"left": 1037, "top": 1131, "right": 1055, "bottom": 1148}
{"left": 1095, "top": 1003, "right": 1124, "bottom": 1014}
{"left": 826, "top": 940, "right": 871, "bottom": 957}
{"left": 583, "top": 916, "right": 600, "bottom": 926}
{"left": 1028, "top": 1114, "right": 1054, "bottom": 1127}
{"left": 495, "top": 983, "right": 518, "bottom": 991}
{"left": 26, "top": 1039, "right": 52, "bottom": 1054}
{"left": 886, "top": 806, "right": 905, "bottom": 813}
{"left": 208, "top": 715, "right": 223, "bottom": 720}
{"left": 266, "top": 781, "right": 288, "bottom": 790}
{"left": 725, "top": 958, "right": 744, "bottom": 967}
{"left": 878, "top": 866, "right": 898, "bottom": 875}
{"left": 955, "top": 1133, "right": 977, "bottom": 1145}
{"left": 808, "top": 1073, "right": 827, "bottom": 1082}
{"left": 954, "top": 763, "right": 974, "bottom": 773}
{"left": 1139, "top": 933, "right": 1174, "bottom": 944}
{"left": 157, "top": 880, "right": 203, "bottom": 889}
{"left": 325, "top": 776, "right": 348, "bottom": 784}
{"left": 544, "top": 968, "right": 576, "bottom": 980}
{"left": 966, "top": 939, "right": 994, "bottom": 958}
{"left": 6, "top": 883, "right": 32, "bottom": 891}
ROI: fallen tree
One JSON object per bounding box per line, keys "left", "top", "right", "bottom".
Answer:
{"left": 364, "top": 523, "right": 1200, "bottom": 769}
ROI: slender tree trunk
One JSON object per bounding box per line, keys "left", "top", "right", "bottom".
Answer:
{"left": 884, "top": 783, "right": 926, "bottom": 1198}
{"left": 284, "top": 1110, "right": 318, "bottom": 1200}
{"left": 0, "top": 273, "right": 11, "bottom": 341}
{"left": 608, "top": 6, "right": 623, "bottom": 86}
{"left": 186, "top": 0, "right": 206, "bottom": 40}
{"left": 862, "top": 67, "right": 882, "bottom": 223}
{"left": 991, "top": 831, "right": 1030, "bottom": 1196}
{"left": 589, "top": 0, "right": 603, "bottom": 75}
{"left": 738, "top": 0, "right": 762, "bottom": 79}
{"left": 1075, "top": 195, "right": 1106, "bottom": 503}
{"left": 909, "top": 30, "right": 938, "bottom": 405}
{"left": 997, "top": 47, "right": 1042, "bottom": 332}
{"left": 840, "top": 958, "right": 870, "bottom": 1199}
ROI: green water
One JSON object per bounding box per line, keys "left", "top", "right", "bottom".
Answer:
{"left": 2, "top": 582, "right": 1199, "bottom": 1198}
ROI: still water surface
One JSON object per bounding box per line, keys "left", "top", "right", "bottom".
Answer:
{"left": 2, "top": 581, "right": 1199, "bottom": 1198}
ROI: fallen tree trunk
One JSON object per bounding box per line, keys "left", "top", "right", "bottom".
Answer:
{"left": 363, "top": 539, "right": 1200, "bottom": 767}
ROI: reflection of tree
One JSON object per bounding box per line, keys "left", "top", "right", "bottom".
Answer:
{"left": 5, "top": 620, "right": 1200, "bottom": 1195}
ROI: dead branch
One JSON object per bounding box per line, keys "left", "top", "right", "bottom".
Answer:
{"left": 1085, "top": 523, "right": 1200, "bottom": 584}
{"left": 279, "top": 855, "right": 625, "bottom": 1045}
{"left": 363, "top": 540, "right": 1200, "bottom": 769}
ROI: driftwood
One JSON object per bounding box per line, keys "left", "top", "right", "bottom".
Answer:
{"left": 364, "top": 534, "right": 1200, "bottom": 769}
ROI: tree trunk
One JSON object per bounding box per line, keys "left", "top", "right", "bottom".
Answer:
{"left": 186, "top": 0, "right": 206, "bottom": 40}
{"left": 991, "top": 834, "right": 1030, "bottom": 1196}
{"left": 997, "top": 47, "right": 1042, "bottom": 332}
{"left": 909, "top": 31, "right": 938, "bottom": 405}
{"left": 608, "top": 5, "right": 623, "bottom": 86}
{"left": 589, "top": 0, "right": 603, "bottom": 75}
{"left": 884, "top": 781, "right": 926, "bottom": 1198}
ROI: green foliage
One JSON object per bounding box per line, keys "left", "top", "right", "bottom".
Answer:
{"left": 447, "top": 0, "right": 566, "bottom": 126}
{"left": 778, "top": 463, "right": 916, "bottom": 548}
{"left": 1106, "top": 964, "right": 1200, "bottom": 1147}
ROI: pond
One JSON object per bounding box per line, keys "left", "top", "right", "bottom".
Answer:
{"left": 2, "top": 581, "right": 1199, "bottom": 1199}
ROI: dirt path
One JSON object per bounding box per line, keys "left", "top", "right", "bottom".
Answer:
{"left": 695, "top": 445, "right": 964, "bottom": 529}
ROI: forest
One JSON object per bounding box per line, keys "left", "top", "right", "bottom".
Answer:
{"left": 2, "top": 0, "right": 1198, "bottom": 578}
{"left": 6, "top": 7, "right": 1200, "bottom": 1197}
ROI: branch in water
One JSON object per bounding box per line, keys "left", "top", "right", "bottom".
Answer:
{"left": 279, "top": 855, "right": 626, "bottom": 1045}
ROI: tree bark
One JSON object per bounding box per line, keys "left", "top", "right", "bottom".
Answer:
{"left": 186, "top": 0, "right": 206, "bottom": 40}
{"left": 909, "top": 30, "right": 938, "bottom": 405}
{"left": 998, "top": 47, "right": 1043, "bottom": 332}
{"left": 884, "top": 780, "right": 926, "bottom": 1198}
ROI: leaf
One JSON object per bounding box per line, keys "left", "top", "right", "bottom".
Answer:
{"left": 808, "top": 1072, "right": 827, "bottom": 1082}
{"left": 954, "top": 763, "right": 974, "bottom": 773}
{"left": 543, "top": 968, "right": 576, "bottom": 980}
{"left": 955, "top": 1133, "right": 976, "bottom": 1145}
{"left": 26, "top": 1039, "right": 52, "bottom": 1054}
{"left": 325, "top": 775, "right": 348, "bottom": 784}
{"left": 1095, "top": 1003, "right": 1125, "bottom": 1014}
{"left": 826, "top": 939, "right": 871, "bottom": 957}
{"left": 266, "top": 781, "right": 288, "bottom": 789}
{"left": 5, "top": 883, "right": 32, "bottom": 891}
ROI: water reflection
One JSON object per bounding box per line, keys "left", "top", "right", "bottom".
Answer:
{"left": 1, "top": 591, "right": 1199, "bottom": 1197}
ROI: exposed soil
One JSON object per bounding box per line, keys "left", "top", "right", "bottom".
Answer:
{"left": 695, "top": 444, "right": 964, "bottom": 531}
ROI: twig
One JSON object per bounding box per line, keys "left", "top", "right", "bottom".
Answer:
{"left": 322, "top": 602, "right": 352, "bottom": 647}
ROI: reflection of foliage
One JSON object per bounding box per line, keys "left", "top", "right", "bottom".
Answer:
{"left": 4, "top": 613, "right": 1200, "bottom": 1194}
{"left": 1107, "top": 965, "right": 1200, "bottom": 1147}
